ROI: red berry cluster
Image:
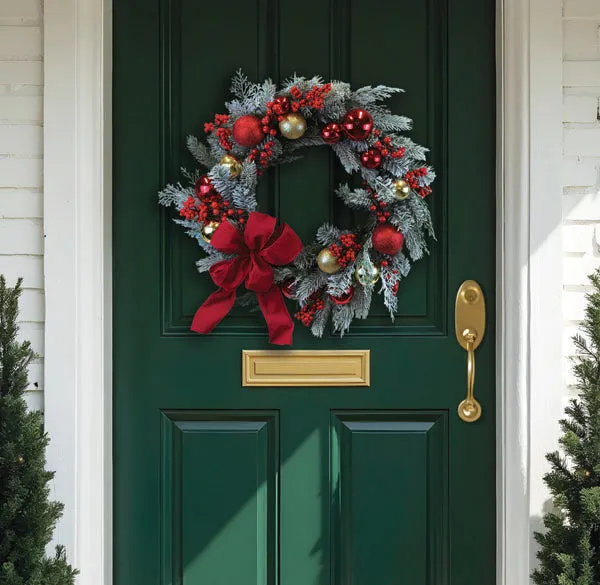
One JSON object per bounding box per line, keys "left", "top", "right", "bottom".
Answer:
{"left": 204, "top": 113, "right": 233, "bottom": 150}
{"left": 179, "top": 192, "right": 234, "bottom": 224}
{"left": 366, "top": 186, "right": 392, "bottom": 223}
{"left": 328, "top": 233, "right": 362, "bottom": 268}
{"left": 180, "top": 179, "right": 247, "bottom": 225}
{"left": 263, "top": 83, "right": 333, "bottom": 132}
{"left": 179, "top": 195, "right": 201, "bottom": 221}
{"left": 405, "top": 167, "right": 432, "bottom": 198}
{"left": 248, "top": 139, "right": 276, "bottom": 172}
{"left": 383, "top": 268, "right": 400, "bottom": 296}
{"left": 292, "top": 83, "right": 332, "bottom": 110}
{"left": 294, "top": 296, "right": 325, "bottom": 327}
{"left": 371, "top": 130, "right": 406, "bottom": 159}
{"left": 260, "top": 114, "right": 280, "bottom": 137}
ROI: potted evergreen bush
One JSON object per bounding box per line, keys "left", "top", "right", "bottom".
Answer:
{"left": 0, "top": 277, "right": 77, "bottom": 584}
{"left": 533, "top": 268, "right": 600, "bottom": 583}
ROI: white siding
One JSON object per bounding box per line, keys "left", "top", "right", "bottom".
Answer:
{"left": 563, "top": 0, "right": 600, "bottom": 393}
{"left": 0, "top": 0, "right": 44, "bottom": 410}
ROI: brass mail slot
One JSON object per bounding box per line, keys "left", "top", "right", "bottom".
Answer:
{"left": 242, "top": 350, "right": 370, "bottom": 387}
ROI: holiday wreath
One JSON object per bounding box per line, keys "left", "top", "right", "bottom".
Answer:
{"left": 159, "top": 71, "right": 435, "bottom": 345}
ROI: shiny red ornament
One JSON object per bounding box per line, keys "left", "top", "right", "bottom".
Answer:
{"left": 195, "top": 175, "right": 214, "bottom": 196}
{"left": 272, "top": 96, "right": 291, "bottom": 116}
{"left": 321, "top": 122, "right": 343, "bottom": 144}
{"left": 372, "top": 223, "right": 405, "bottom": 256}
{"left": 342, "top": 108, "right": 374, "bottom": 141}
{"left": 360, "top": 148, "right": 382, "bottom": 169}
{"left": 232, "top": 115, "right": 264, "bottom": 147}
{"left": 329, "top": 288, "right": 354, "bottom": 305}
{"left": 281, "top": 279, "right": 296, "bottom": 299}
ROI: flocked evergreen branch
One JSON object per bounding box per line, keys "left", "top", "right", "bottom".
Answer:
{"left": 186, "top": 135, "right": 218, "bottom": 168}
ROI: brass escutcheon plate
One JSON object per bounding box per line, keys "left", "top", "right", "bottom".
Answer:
{"left": 455, "top": 280, "right": 485, "bottom": 352}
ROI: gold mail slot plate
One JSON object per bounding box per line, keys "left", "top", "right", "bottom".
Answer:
{"left": 242, "top": 350, "right": 370, "bottom": 387}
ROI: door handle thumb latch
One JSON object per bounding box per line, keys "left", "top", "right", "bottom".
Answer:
{"left": 455, "top": 280, "right": 486, "bottom": 423}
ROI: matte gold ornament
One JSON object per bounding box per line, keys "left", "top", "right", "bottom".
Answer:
{"left": 279, "top": 113, "right": 307, "bottom": 140}
{"left": 220, "top": 154, "right": 242, "bottom": 178}
{"left": 317, "top": 248, "right": 341, "bottom": 274}
{"left": 355, "top": 263, "right": 380, "bottom": 286}
{"left": 201, "top": 221, "right": 220, "bottom": 244}
{"left": 393, "top": 179, "right": 411, "bottom": 200}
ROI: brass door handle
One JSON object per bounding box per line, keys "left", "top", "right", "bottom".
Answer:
{"left": 455, "top": 280, "right": 485, "bottom": 423}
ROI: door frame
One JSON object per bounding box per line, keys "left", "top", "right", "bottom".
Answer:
{"left": 43, "top": 0, "right": 563, "bottom": 583}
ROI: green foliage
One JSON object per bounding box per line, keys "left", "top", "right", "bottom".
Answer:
{"left": 533, "top": 269, "right": 600, "bottom": 585}
{"left": 0, "top": 277, "right": 77, "bottom": 584}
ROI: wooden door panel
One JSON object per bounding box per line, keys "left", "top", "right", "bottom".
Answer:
{"left": 331, "top": 412, "right": 448, "bottom": 585}
{"left": 160, "top": 412, "right": 279, "bottom": 585}
{"left": 160, "top": 0, "right": 447, "bottom": 336}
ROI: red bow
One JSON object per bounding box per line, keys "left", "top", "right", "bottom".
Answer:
{"left": 191, "top": 212, "right": 303, "bottom": 345}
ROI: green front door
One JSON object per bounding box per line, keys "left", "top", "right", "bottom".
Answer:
{"left": 113, "top": 1, "right": 496, "bottom": 584}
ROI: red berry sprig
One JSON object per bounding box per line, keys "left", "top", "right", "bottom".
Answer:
{"left": 365, "top": 186, "right": 392, "bottom": 224}
{"left": 294, "top": 296, "right": 325, "bottom": 327}
{"left": 328, "top": 233, "right": 362, "bottom": 268}
{"left": 370, "top": 133, "right": 406, "bottom": 160}
{"left": 248, "top": 139, "right": 276, "bottom": 172}
{"left": 215, "top": 127, "right": 233, "bottom": 151}
{"left": 179, "top": 195, "right": 201, "bottom": 221}
{"left": 179, "top": 192, "right": 232, "bottom": 224}
{"left": 405, "top": 167, "right": 432, "bottom": 198}
{"left": 204, "top": 113, "right": 233, "bottom": 151}
{"left": 180, "top": 180, "right": 248, "bottom": 225}
{"left": 204, "top": 114, "right": 230, "bottom": 133}
{"left": 295, "top": 83, "right": 332, "bottom": 110}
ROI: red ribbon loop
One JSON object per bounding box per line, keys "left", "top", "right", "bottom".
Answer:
{"left": 191, "top": 212, "right": 303, "bottom": 345}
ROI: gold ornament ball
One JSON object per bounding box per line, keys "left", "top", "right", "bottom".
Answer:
{"left": 586, "top": 470, "right": 591, "bottom": 477}
{"left": 17, "top": 456, "right": 24, "bottom": 464}
{"left": 220, "top": 154, "right": 242, "bottom": 178}
{"left": 317, "top": 248, "right": 341, "bottom": 274}
{"left": 355, "top": 263, "right": 381, "bottom": 286}
{"left": 393, "top": 179, "right": 411, "bottom": 200}
{"left": 201, "top": 221, "right": 220, "bottom": 244}
{"left": 279, "top": 113, "right": 307, "bottom": 140}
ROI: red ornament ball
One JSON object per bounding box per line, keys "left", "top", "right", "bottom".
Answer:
{"left": 342, "top": 108, "right": 374, "bottom": 141}
{"left": 281, "top": 279, "right": 296, "bottom": 299}
{"left": 195, "top": 175, "right": 214, "bottom": 197}
{"left": 372, "top": 223, "right": 405, "bottom": 256}
{"left": 272, "top": 96, "right": 291, "bottom": 116}
{"left": 360, "top": 148, "right": 382, "bottom": 169}
{"left": 321, "top": 122, "right": 343, "bottom": 144}
{"left": 232, "top": 115, "right": 264, "bottom": 147}
{"left": 329, "top": 288, "right": 354, "bottom": 305}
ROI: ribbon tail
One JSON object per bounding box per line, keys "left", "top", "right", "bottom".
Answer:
{"left": 191, "top": 288, "right": 237, "bottom": 334}
{"left": 257, "top": 286, "right": 295, "bottom": 346}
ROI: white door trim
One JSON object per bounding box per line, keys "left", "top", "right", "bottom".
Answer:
{"left": 43, "top": 0, "right": 564, "bottom": 583}
{"left": 44, "top": 0, "right": 112, "bottom": 581}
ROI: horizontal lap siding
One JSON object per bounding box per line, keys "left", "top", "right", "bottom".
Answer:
{"left": 563, "top": 0, "right": 600, "bottom": 392}
{"left": 0, "top": 0, "right": 44, "bottom": 409}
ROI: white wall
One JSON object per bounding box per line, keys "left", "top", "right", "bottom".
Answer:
{"left": 563, "top": 0, "right": 600, "bottom": 393}
{"left": 0, "top": 0, "right": 44, "bottom": 408}
{"left": 0, "top": 0, "right": 44, "bottom": 410}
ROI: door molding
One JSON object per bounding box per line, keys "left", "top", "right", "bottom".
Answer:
{"left": 43, "top": 0, "right": 563, "bottom": 583}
